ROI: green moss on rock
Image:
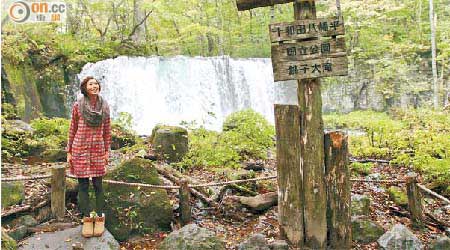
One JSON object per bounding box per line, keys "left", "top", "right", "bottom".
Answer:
{"left": 160, "top": 224, "right": 225, "bottom": 250}
{"left": 388, "top": 186, "right": 408, "bottom": 208}
{"left": 104, "top": 158, "right": 173, "bottom": 241}
{"left": 152, "top": 125, "right": 188, "bottom": 163}
{"left": 351, "top": 217, "right": 385, "bottom": 243}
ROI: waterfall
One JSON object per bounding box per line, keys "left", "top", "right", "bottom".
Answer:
{"left": 76, "top": 56, "right": 297, "bottom": 135}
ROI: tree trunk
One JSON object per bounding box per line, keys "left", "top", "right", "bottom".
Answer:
{"left": 132, "top": 0, "right": 145, "bottom": 44}
{"left": 429, "top": 0, "right": 439, "bottom": 109}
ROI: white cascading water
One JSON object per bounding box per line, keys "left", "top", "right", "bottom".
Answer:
{"left": 77, "top": 56, "right": 297, "bottom": 135}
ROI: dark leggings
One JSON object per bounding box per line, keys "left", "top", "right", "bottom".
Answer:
{"left": 77, "top": 177, "right": 105, "bottom": 217}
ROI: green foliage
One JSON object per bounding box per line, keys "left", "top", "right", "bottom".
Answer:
{"left": 179, "top": 109, "right": 275, "bottom": 169}
{"left": 113, "top": 112, "right": 134, "bottom": 132}
{"left": 350, "top": 162, "right": 374, "bottom": 176}
{"left": 1, "top": 103, "right": 19, "bottom": 120}
{"left": 30, "top": 117, "right": 70, "bottom": 138}
{"left": 178, "top": 127, "right": 241, "bottom": 168}
{"left": 1, "top": 117, "right": 70, "bottom": 162}
{"left": 111, "top": 112, "right": 138, "bottom": 150}
{"left": 223, "top": 109, "right": 275, "bottom": 159}
{"left": 325, "top": 109, "right": 450, "bottom": 193}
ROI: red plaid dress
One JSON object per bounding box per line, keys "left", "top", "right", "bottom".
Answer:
{"left": 66, "top": 100, "right": 111, "bottom": 178}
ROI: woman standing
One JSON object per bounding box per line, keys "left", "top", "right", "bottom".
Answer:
{"left": 67, "top": 76, "right": 111, "bottom": 237}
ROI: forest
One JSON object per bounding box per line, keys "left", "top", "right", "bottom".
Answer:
{"left": 1, "top": 0, "right": 449, "bottom": 249}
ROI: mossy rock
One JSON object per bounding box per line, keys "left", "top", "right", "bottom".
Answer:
{"left": 151, "top": 125, "right": 188, "bottom": 163}
{"left": 1, "top": 182, "right": 25, "bottom": 208}
{"left": 351, "top": 194, "right": 371, "bottom": 216}
{"left": 1, "top": 228, "right": 17, "bottom": 250}
{"left": 160, "top": 224, "right": 225, "bottom": 250}
{"left": 387, "top": 186, "right": 408, "bottom": 208}
{"left": 1, "top": 120, "right": 33, "bottom": 160}
{"left": 104, "top": 158, "right": 173, "bottom": 241}
{"left": 351, "top": 217, "right": 385, "bottom": 243}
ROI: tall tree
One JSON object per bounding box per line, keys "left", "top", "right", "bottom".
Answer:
{"left": 429, "top": 0, "right": 438, "bottom": 109}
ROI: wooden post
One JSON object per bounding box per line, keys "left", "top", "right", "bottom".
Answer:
{"left": 51, "top": 165, "right": 66, "bottom": 221}
{"left": 295, "top": 1, "right": 327, "bottom": 249}
{"left": 405, "top": 172, "right": 423, "bottom": 228}
{"left": 324, "top": 131, "right": 351, "bottom": 249}
{"left": 274, "top": 104, "right": 304, "bottom": 248}
{"left": 179, "top": 179, "right": 191, "bottom": 225}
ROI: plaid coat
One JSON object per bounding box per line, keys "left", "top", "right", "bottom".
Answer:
{"left": 67, "top": 99, "right": 111, "bottom": 178}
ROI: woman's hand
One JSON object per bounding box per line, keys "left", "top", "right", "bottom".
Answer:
{"left": 67, "top": 153, "right": 73, "bottom": 172}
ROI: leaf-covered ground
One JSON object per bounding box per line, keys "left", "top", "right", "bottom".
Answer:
{"left": 2, "top": 149, "right": 449, "bottom": 250}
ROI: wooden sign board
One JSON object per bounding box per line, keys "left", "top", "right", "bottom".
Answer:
{"left": 269, "top": 16, "right": 345, "bottom": 42}
{"left": 272, "top": 56, "right": 348, "bottom": 81}
{"left": 271, "top": 37, "right": 346, "bottom": 63}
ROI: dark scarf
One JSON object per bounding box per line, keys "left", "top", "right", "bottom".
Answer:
{"left": 78, "top": 95, "right": 109, "bottom": 127}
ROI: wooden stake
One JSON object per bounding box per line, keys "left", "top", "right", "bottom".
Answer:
{"left": 179, "top": 179, "right": 192, "bottom": 225}
{"left": 274, "top": 104, "right": 304, "bottom": 248}
{"left": 406, "top": 172, "right": 423, "bottom": 228}
{"left": 324, "top": 131, "right": 351, "bottom": 249}
{"left": 51, "top": 166, "right": 66, "bottom": 221}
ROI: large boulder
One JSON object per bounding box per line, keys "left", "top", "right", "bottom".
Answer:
{"left": 238, "top": 234, "right": 269, "bottom": 250}
{"left": 104, "top": 158, "right": 173, "bottom": 241}
{"left": 351, "top": 216, "right": 384, "bottom": 243}
{"left": 1, "top": 182, "right": 25, "bottom": 208}
{"left": 429, "top": 236, "right": 450, "bottom": 250}
{"left": 18, "top": 225, "right": 119, "bottom": 250}
{"left": 377, "top": 224, "right": 423, "bottom": 250}
{"left": 151, "top": 125, "right": 188, "bottom": 163}
{"left": 159, "top": 224, "right": 225, "bottom": 250}
{"left": 1, "top": 228, "right": 17, "bottom": 250}
{"left": 351, "top": 194, "right": 371, "bottom": 216}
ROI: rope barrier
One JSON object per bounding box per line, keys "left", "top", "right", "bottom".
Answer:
{"left": 189, "top": 175, "right": 277, "bottom": 188}
{"left": 350, "top": 178, "right": 406, "bottom": 184}
{"left": 2, "top": 174, "right": 52, "bottom": 182}
{"left": 102, "top": 179, "right": 180, "bottom": 189}
{"left": 417, "top": 183, "right": 450, "bottom": 204}
{"left": 2, "top": 173, "right": 410, "bottom": 186}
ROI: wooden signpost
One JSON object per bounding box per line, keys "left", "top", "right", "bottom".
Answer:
{"left": 237, "top": 0, "right": 349, "bottom": 249}
{"left": 270, "top": 16, "right": 348, "bottom": 81}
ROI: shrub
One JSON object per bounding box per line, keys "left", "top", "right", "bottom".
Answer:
{"left": 350, "top": 162, "right": 374, "bottom": 175}
{"left": 179, "top": 109, "right": 275, "bottom": 169}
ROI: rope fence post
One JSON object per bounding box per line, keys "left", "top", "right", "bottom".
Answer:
{"left": 405, "top": 172, "right": 423, "bottom": 228}
{"left": 51, "top": 165, "right": 66, "bottom": 221}
{"left": 179, "top": 179, "right": 191, "bottom": 225}
{"left": 324, "top": 131, "right": 351, "bottom": 249}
